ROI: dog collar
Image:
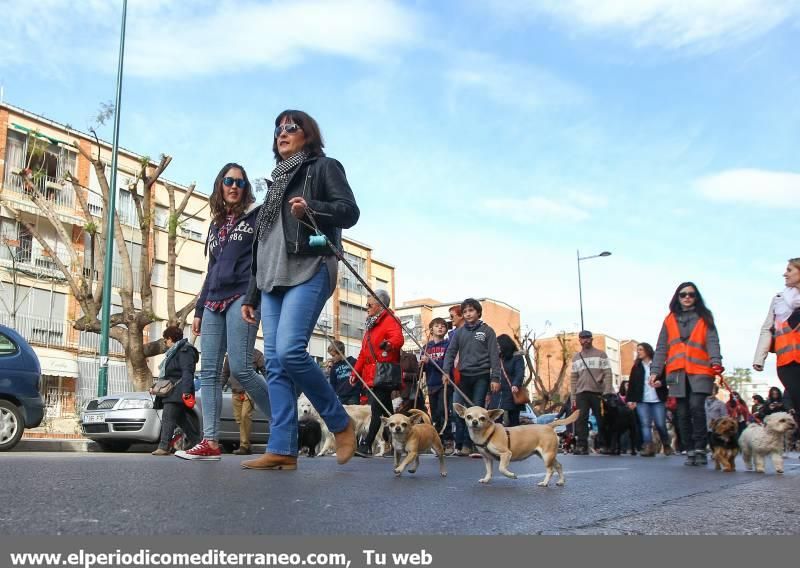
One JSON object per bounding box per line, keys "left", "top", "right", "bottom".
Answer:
{"left": 473, "top": 424, "right": 510, "bottom": 460}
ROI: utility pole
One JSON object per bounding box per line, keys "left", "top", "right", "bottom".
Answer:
{"left": 97, "top": 0, "right": 128, "bottom": 396}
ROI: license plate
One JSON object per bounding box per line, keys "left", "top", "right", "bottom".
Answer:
{"left": 84, "top": 413, "right": 105, "bottom": 424}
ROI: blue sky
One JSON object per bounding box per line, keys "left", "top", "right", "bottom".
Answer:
{"left": 1, "top": 0, "right": 798, "bottom": 386}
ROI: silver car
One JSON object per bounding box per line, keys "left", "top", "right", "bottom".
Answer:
{"left": 81, "top": 390, "right": 269, "bottom": 452}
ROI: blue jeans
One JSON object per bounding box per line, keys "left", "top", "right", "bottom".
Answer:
{"left": 261, "top": 266, "right": 348, "bottom": 456}
{"left": 635, "top": 401, "right": 669, "bottom": 445}
{"left": 199, "top": 296, "right": 270, "bottom": 441}
{"left": 453, "top": 373, "right": 490, "bottom": 449}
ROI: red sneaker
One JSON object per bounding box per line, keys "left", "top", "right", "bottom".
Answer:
{"left": 175, "top": 439, "right": 221, "bottom": 461}
{"left": 168, "top": 433, "right": 183, "bottom": 451}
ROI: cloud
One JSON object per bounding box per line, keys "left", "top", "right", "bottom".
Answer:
{"left": 489, "top": 0, "right": 800, "bottom": 52}
{"left": 482, "top": 189, "right": 607, "bottom": 223}
{"left": 445, "top": 51, "right": 585, "bottom": 110}
{"left": 0, "top": 0, "right": 421, "bottom": 78}
{"left": 696, "top": 168, "right": 800, "bottom": 207}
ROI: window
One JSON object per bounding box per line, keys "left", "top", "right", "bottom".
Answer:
{"left": 154, "top": 205, "right": 169, "bottom": 229}
{"left": 0, "top": 333, "right": 18, "bottom": 356}
{"left": 118, "top": 189, "right": 138, "bottom": 227}
{"left": 151, "top": 261, "right": 166, "bottom": 287}
{"left": 179, "top": 267, "right": 203, "bottom": 291}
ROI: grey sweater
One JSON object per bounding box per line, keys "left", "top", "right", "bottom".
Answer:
{"left": 442, "top": 321, "right": 500, "bottom": 381}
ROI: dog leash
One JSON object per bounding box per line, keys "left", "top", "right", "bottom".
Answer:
{"left": 314, "top": 322, "right": 393, "bottom": 417}
{"left": 299, "top": 209, "right": 476, "bottom": 408}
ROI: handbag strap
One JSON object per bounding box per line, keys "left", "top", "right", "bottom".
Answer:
{"left": 365, "top": 329, "right": 380, "bottom": 364}
{"left": 500, "top": 359, "right": 514, "bottom": 389}
{"left": 578, "top": 351, "right": 598, "bottom": 383}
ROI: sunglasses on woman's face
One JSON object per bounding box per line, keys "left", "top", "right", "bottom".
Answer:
{"left": 274, "top": 123, "right": 301, "bottom": 137}
{"left": 222, "top": 177, "right": 246, "bottom": 189}
{"left": 678, "top": 292, "right": 696, "bottom": 299}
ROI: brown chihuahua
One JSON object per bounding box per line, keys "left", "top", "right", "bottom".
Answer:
{"left": 381, "top": 409, "right": 447, "bottom": 477}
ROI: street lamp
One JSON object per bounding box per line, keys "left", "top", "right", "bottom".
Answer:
{"left": 576, "top": 249, "right": 611, "bottom": 331}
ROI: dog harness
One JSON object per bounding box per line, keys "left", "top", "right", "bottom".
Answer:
{"left": 473, "top": 424, "right": 511, "bottom": 460}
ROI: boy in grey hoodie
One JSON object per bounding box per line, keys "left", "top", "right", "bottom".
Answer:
{"left": 443, "top": 298, "right": 500, "bottom": 455}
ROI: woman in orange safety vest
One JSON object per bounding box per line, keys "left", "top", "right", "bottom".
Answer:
{"left": 651, "top": 282, "right": 723, "bottom": 467}
{"left": 753, "top": 258, "right": 800, "bottom": 415}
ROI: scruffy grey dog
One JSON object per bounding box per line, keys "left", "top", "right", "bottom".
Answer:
{"left": 739, "top": 412, "right": 796, "bottom": 474}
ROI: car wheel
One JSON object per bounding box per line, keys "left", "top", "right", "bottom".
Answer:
{"left": 96, "top": 440, "right": 132, "bottom": 453}
{"left": 0, "top": 400, "right": 24, "bottom": 451}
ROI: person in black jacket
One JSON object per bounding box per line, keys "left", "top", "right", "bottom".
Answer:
{"left": 151, "top": 326, "right": 201, "bottom": 456}
{"left": 756, "top": 386, "right": 786, "bottom": 420}
{"left": 241, "top": 110, "right": 360, "bottom": 470}
{"left": 627, "top": 342, "right": 672, "bottom": 457}
{"left": 496, "top": 334, "right": 526, "bottom": 426}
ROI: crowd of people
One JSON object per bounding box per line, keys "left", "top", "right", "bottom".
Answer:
{"left": 146, "top": 106, "right": 800, "bottom": 472}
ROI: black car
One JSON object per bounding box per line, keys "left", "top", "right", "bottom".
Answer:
{"left": 0, "top": 324, "right": 45, "bottom": 451}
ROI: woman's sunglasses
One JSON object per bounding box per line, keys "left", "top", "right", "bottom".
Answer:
{"left": 222, "top": 177, "right": 247, "bottom": 189}
{"left": 274, "top": 123, "right": 301, "bottom": 137}
{"left": 678, "top": 292, "right": 697, "bottom": 299}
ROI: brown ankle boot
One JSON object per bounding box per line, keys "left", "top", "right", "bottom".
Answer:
{"left": 240, "top": 453, "right": 297, "bottom": 470}
{"left": 640, "top": 443, "right": 656, "bottom": 457}
{"left": 334, "top": 419, "right": 356, "bottom": 464}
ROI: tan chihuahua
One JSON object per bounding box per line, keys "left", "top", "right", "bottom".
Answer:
{"left": 454, "top": 403, "right": 580, "bottom": 486}
{"left": 381, "top": 409, "right": 447, "bottom": 477}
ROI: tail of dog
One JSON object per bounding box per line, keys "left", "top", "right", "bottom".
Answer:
{"left": 548, "top": 410, "right": 581, "bottom": 429}
{"left": 408, "top": 408, "right": 432, "bottom": 425}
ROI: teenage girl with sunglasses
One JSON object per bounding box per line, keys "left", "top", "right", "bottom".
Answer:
{"left": 650, "top": 282, "right": 723, "bottom": 467}
{"left": 175, "top": 163, "right": 271, "bottom": 461}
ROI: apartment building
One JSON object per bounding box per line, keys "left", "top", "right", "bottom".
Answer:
{"left": 0, "top": 102, "right": 394, "bottom": 417}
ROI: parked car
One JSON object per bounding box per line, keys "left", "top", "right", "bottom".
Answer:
{"left": 81, "top": 386, "right": 269, "bottom": 452}
{"left": 519, "top": 403, "right": 537, "bottom": 424}
{"left": 0, "top": 324, "right": 45, "bottom": 451}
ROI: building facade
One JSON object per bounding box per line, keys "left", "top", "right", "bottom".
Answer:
{"left": 0, "top": 102, "right": 394, "bottom": 421}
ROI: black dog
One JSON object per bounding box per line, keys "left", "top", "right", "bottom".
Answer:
{"left": 298, "top": 418, "right": 322, "bottom": 457}
{"left": 600, "top": 394, "right": 639, "bottom": 456}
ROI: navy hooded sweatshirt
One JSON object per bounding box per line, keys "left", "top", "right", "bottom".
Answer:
{"left": 195, "top": 203, "right": 261, "bottom": 318}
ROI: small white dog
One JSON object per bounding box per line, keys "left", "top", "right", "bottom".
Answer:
{"left": 297, "top": 395, "right": 388, "bottom": 456}
{"left": 739, "top": 412, "right": 796, "bottom": 474}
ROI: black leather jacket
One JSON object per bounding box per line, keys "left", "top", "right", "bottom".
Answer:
{"left": 270, "top": 155, "right": 359, "bottom": 256}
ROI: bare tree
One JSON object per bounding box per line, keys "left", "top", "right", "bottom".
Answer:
{"left": 0, "top": 128, "right": 203, "bottom": 390}
{"left": 513, "top": 326, "right": 574, "bottom": 413}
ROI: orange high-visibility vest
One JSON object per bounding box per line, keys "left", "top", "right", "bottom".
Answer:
{"left": 664, "top": 314, "right": 713, "bottom": 376}
{"left": 775, "top": 319, "right": 800, "bottom": 367}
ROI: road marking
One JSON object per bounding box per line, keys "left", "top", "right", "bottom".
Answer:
{"left": 517, "top": 467, "right": 630, "bottom": 479}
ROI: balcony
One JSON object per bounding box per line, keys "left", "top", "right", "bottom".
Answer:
{"left": 3, "top": 170, "right": 76, "bottom": 211}
{"left": 0, "top": 312, "right": 72, "bottom": 349}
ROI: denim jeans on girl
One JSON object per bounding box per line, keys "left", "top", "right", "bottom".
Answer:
{"left": 261, "top": 266, "right": 349, "bottom": 456}
{"left": 635, "top": 401, "right": 669, "bottom": 445}
{"left": 199, "top": 296, "right": 270, "bottom": 441}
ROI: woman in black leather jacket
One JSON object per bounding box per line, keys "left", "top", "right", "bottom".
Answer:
{"left": 241, "top": 110, "right": 360, "bottom": 470}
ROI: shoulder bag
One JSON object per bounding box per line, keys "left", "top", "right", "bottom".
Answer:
{"left": 501, "top": 359, "right": 529, "bottom": 406}
{"left": 366, "top": 330, "right": 401, "bottom": 391}
{"left": 150, "top": 378, "right": 178, "bottom": 398}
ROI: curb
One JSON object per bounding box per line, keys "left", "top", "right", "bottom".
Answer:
{"left": 15, "top": 438, "right": 93, "bottom": 452}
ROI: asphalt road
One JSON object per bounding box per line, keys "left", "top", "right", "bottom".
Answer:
{"left": 3, "top": 451, "right": 800, "bottom": 535}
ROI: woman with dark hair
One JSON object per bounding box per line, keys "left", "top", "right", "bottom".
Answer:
{"left": 651, "top": 282, "right": 723, "bottom": 466}
{"left": 756, "top": 387, "right": 786, "bottom": 422}
{"left": 176, "top": 163, "right": 270, "bottom": 461}
{"left": 151, "top": 326, "right": 201, "bottom": 456}
{"left": 627, "top": 342, "right": 672, "bottom": 457}
{"left": 617, "top": 380, "right": 630, "bottom": 403}
{"left": 726, "top": 391, "right": 751, "bottom": 435}
{"left": 241, "top": 110, "right": 360, "bottom": 470}
{"left": 753, "top": 258, "right": 800, "bottom": 415}
{"left": 496, "top": 334, "right": 525, "bottom": 427}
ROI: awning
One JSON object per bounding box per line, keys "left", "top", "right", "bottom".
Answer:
{"left": 10, "top": 123, "right": 68, "bottom": 146}
{"left": 34, "top": 347, "right": 80, "bottom": 378}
